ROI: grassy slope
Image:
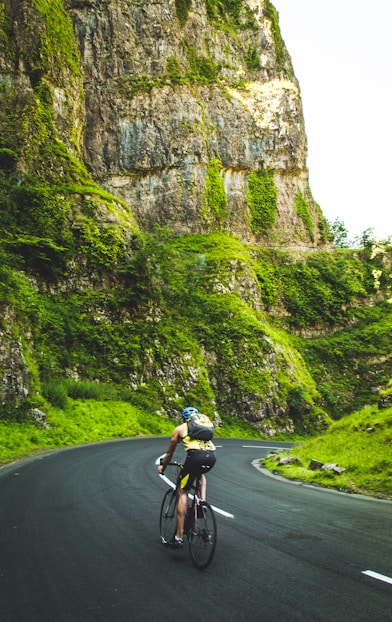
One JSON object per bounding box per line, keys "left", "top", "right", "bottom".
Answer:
{"left": 262, "top": 404, "right": 392, "bottom": 499}
{"left": 0, "top": 399, "right": 260, "bottom": 466}
{"left": 0, "top": 400, "right": 171, "bottom": 465}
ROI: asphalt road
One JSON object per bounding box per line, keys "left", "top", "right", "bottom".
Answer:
{"left": 1, "top": 437, "right": 391, "bottom": 621}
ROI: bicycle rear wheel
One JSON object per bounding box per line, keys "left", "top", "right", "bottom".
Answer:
{"left": 159, "top": 489, "right": 177, "bottom": 546}
{"left": 188, "top": 501, "right": 217, "bottom": 569}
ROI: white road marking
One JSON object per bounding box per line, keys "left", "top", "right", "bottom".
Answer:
{"left": 155, "top": 454, "right": 234, "bottom": 519}
{"left": 159, "top": 473, "right": 176, "bottom": 489}
{"left": 362, "top": 570, "right": 392, "bottom": 585}
{"left": 210, "top": 505, "right": 235, "bottom": 519}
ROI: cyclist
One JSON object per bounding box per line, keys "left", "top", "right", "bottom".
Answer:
{"left": 157, "top": 406, "right": 216, "bottom": 548}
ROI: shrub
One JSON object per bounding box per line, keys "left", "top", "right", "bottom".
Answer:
{"left": 64, "top": 380, "right": 119, "bottom": 401}
{"left": 245, "top": 45, "right": 260, "bottom": 72}
{"left": 42, "top": 380, "right": 68, "bottom": 409}
{"left": 294, "top": 189, "right": 314, "bottom": 241}
{"left": 175, "top": 0, "right": 192, "bottom": 26}
{"left": 246, "top": 170, "right": 277, "bottom": 233}
{"left": 203, "top": 157, "right": 228, "bottom": 224}
{"left": 264, "top": 0, "right": 286, "bottom": 72}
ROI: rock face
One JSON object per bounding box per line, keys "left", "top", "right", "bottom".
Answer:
{"left": 0, "top": 0, "right": 328, "bottom": 248}
{"left": 0, "top": 0, "right": 332, "bottom": 429}
{"left": 66, "top": 0, "right": 325, "bottom": 245}
{"left": 0, "top": 307, "right": 29, "bottom": 409}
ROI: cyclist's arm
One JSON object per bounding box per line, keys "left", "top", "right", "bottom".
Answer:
{"left": 158, "top": 425, "right": 184, "bottom": 473}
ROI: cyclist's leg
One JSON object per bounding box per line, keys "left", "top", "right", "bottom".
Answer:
{"left": 177, "top": 453, "right": 197, "bottom": 539}
{"left": 179, "top": 450, "right": 216, "bottom": 533}
{"left": 196, "top": 451, "right": 217, "bottom": 500}
{"left": 176, "top": 489, "right": 188, "bottom": 539}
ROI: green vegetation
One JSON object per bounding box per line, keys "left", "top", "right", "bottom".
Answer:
{"left": 0, "top": 394, "right": 263, "bottom": 466}
{"left": 246, "top": 170, "right": 277, "bottom": 233}
{"left": 206, "top": 0, "right": 238, "bottom": 27}
{"left": 0, "top": 399, "right": 175, "bottom": 466}
{"left": 116, "top": 0, "right": 266, "bottom": 96}
{"left": 1, "top": 208, "right": 391, "bottom": 430}
{"left": 1, "top": 0, "right": 392, "bottom": 506}
{"left": 185, "top": 42, "right": 220, "bottom": 82}
{"left": 202, "top": 157, "right": 228, "bottom": 225}
{"left": 264, "top": 0, "right": 287, "bottom": 73}
{"left": 2, "top": 228, "right": 391, "bottom": 432}
{"left": 175, "top": 0, "right": 192, "bottom": 27}
{"left": 118, "top": 50, "right": 221, "bottom": 96}
{"left": 205, "top": 0, "right": 259, "bottom": 32}
{"left": 278, "top": 251, "right": 369, "bottom": 327}
{"left": 262, "top": 403, "right": 392, "bottom": 499}
{"left": 379, "top": 379, "right": 392, "bottom": 403}
{"left": 0, "top": 176, "right": 135, "bottom": 279}
{"left": 244, "top": 45, "right": 261, "bottom": 72}
{"left": 166, "top": 56, "right": 184, "bottom": 85}
{"left": 299, "top": 301, "right": 392, "bottom": 416}
{"left": 328, "top": 217, "right": 350, "bottom": 248}
{"left": 315, "top": 203, "right": 331, "bottom": 244}
{"left": 0, "top": 0, "right": 135, "bottom": 281}
{"left": 294, "top": 189, "right": 314, "bottom": 242}
{"left": 31, "top": 0, "right": 81, "bottom": 80}
{"left": 206, "top": 0, "right": 241, "bottom": 25}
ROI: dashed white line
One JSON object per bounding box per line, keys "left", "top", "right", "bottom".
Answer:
{"left": 362, "top": 570, "right": 392, "bottom": 585}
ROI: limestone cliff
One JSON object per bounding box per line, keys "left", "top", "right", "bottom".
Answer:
{"left": 66, "top": 0, "right": 326, "bottom": 245}
{"left": 5, "top": 0, "right": 374, "bottom": 435}
{"left": 1, "top": 0, "right": 327, "bottom": 246}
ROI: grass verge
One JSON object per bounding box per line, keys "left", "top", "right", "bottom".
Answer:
{"left": 0, "top": 399, "right": 262, "bottom": 466}
{"left": 0, "top": 400, "right": 177, "bottom": 466}
{"left": 262, "top": 404, "right": 392, "bottom": 500}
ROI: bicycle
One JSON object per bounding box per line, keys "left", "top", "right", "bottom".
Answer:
{"left": 159, "top": 461, "right": 217, "bottom": 570}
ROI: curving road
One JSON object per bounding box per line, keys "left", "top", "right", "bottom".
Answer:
{"left": 1, "top": 437, "right": 392, "bottom": 621}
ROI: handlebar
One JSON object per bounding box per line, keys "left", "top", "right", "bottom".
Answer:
{"left": 160, "top": 459, "right": 183, "bottom": 468}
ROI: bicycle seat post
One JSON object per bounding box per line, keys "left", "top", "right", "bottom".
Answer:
{"left": 195, "top": 475, "right": 202, "bottom": 501}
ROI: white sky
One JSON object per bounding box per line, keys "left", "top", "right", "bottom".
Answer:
{"left": 273, "top": 0, "right": 392, "bottom": 241}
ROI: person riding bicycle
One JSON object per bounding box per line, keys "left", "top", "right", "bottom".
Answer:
{"left": 157, "top": 406, "right": 216, "bottom": 549}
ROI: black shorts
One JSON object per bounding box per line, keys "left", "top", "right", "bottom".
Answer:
{"left": 180, "top": 449, "right": 216, "bottom": 491}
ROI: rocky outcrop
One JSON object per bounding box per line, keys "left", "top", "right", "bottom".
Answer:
{"left": 0, "top": 0, "right": 334, "bottom": 428}
{"left": 378, "top": 392, "right": 392, "bottom": 409}
{"left": 1, "top": 0, "right": 329, "bottom": 248}
{"left": 0, "top": 307, "right": 29, "bottom": 409}
{"left": 66, "top": 0, "right": 327, "bottom": 245}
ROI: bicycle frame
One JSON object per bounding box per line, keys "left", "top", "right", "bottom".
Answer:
{"left": 159, "top": 461, "right": 217, "bottom": 570}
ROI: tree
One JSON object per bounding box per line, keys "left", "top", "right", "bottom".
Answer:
{"left": 329, "top": 218, "right": 349, "bottom": 248}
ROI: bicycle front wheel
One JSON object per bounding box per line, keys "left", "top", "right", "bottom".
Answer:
{"left": 188, "top": 501, "right": 217, "bottom": 570}
{"left": 159, "top": 489, "right": 178, "bottom": 546}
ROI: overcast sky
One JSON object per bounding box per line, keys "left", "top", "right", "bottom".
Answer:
{"left": 273, "top": 0, "right": 392, "bottom": 241}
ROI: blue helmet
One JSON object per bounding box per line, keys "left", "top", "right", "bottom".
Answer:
{"left": 181, "top": 406, "right": 199, "bottom": 420}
